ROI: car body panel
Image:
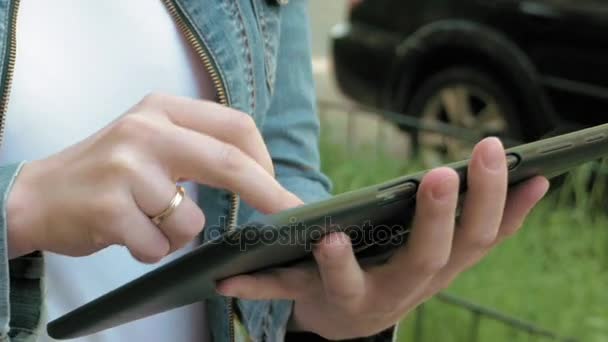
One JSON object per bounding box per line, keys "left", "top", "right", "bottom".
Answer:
{"left": 332, "top": 0, "right": 608, "bottom": 133}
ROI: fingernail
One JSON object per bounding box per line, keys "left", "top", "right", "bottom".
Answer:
{"left": 317, "top": 232, "right": 350, "bottom": 259}
{"left": 432, "top": 177, "right": 455, "bottom": 201}
{"left": 481, "top": 137, "right": 504, "bottom": 171}
{"left": 329, "top": 232, "right": 350, "bottom": 247}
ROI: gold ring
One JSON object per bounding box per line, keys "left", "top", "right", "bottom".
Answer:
{"left": 151, "top": 185, "right": 185, "bottom": 225}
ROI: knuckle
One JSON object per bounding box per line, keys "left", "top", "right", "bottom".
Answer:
{"left": 128, "top": 236, "right": 170, "bottom": 264}
{"left": 107, "top": 146, "right": 141, "bottom": 179}
{"left": 113, "top": 114, "right": 164, "bottom": 150}
{"left": 139, "top": 92, "right": 168, "bottom": 107}
{"left": 229, "top": 111, "right": 257, "bottom": 136}
{"left": 116, "top": 114, "right": 161, "bottom": 138}
{"left": 175, "top": 207, "right": 206, "bottom": 241}
{"left": 218, "top": 144, "right": 246, "bottom": 174}
{"left": 411, "top": 257, "right": 449, "bottom": 275}
{"left": 467, "top": 231, "right": 498, "bottom": 249}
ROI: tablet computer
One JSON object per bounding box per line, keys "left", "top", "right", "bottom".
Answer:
{"left": 47, "top": 123, "right": 608, "bottom": 339}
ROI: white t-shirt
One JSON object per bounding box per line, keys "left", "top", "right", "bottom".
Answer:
{"left": 0, "top": 0, "right": 215, "bottom": 341}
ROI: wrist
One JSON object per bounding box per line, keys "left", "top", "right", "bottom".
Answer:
{"left": 7, "top": 161, "right": 42, "bottom": 258}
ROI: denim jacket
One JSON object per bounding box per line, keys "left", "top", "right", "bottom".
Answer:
{"left": 0, "top": 0, "right": 335, "bottom": 341}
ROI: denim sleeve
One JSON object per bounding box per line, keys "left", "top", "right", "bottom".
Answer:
{"left": 256, "top": 0, "right": 332, "bottom": 205}
{"left": 235, "top": 1, "right": 332, "bottom": 341}
{"left": 0, "top": 162, "right": 44, "bottom": 342}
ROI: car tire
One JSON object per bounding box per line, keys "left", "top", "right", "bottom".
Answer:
{"left": 405, "top": 66, "right": 524, "bottom": 167}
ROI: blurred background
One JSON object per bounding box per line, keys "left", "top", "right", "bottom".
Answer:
{"left": 308, "top": 0, "right": 608, "bottom": 341}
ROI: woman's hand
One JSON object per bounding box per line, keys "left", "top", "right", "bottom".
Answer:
{"left": 6, "top": 93, "right": 301, "bottom": 261}
{"left": 216, "top": 138, "right": 550, "bottom": 340}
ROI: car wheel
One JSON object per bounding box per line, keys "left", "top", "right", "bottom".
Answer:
{"left": 406, "top": 67, "right": 523, "bottom": 167}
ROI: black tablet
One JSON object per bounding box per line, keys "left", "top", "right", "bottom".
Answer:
{"left": 48, "top": 123, "right": 608, "bottom": 339}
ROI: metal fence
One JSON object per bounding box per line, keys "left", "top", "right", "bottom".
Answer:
{"left": 412, "top": 294, "right": 577, "bottom": 342}
{"left": 317, "top": 100, "right": 522, "bottom": 159}
{"left": 317, "top": 100, "right": 577, "bottom": 342}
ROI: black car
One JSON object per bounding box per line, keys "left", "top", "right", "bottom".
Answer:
{"left": 331, "top": 0, "right": 608, "bottom": 163}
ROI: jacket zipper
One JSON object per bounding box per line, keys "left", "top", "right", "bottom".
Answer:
{"left": 161, "top": 1, "right": 239, "bottom": 342}
{"left": 1, "top": 0, "right": 239, "bottom": 340}
{"left": 0, "top": 0, "right": 20, "bottom": 148}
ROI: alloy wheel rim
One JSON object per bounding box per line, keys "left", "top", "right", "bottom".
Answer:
{"left": 418, "top": 84, "right": 508, "bottom": 167}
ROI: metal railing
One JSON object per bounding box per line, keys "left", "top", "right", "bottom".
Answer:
{"left": 317, "top": 100, "right": 522, "bottom": 153}
{"left": 411, "top": 294, "right": 577, "bottom": 342}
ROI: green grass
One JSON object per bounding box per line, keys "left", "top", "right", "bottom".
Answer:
{"left": 320, "top": 137, "right": 608, "bottom": 342}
